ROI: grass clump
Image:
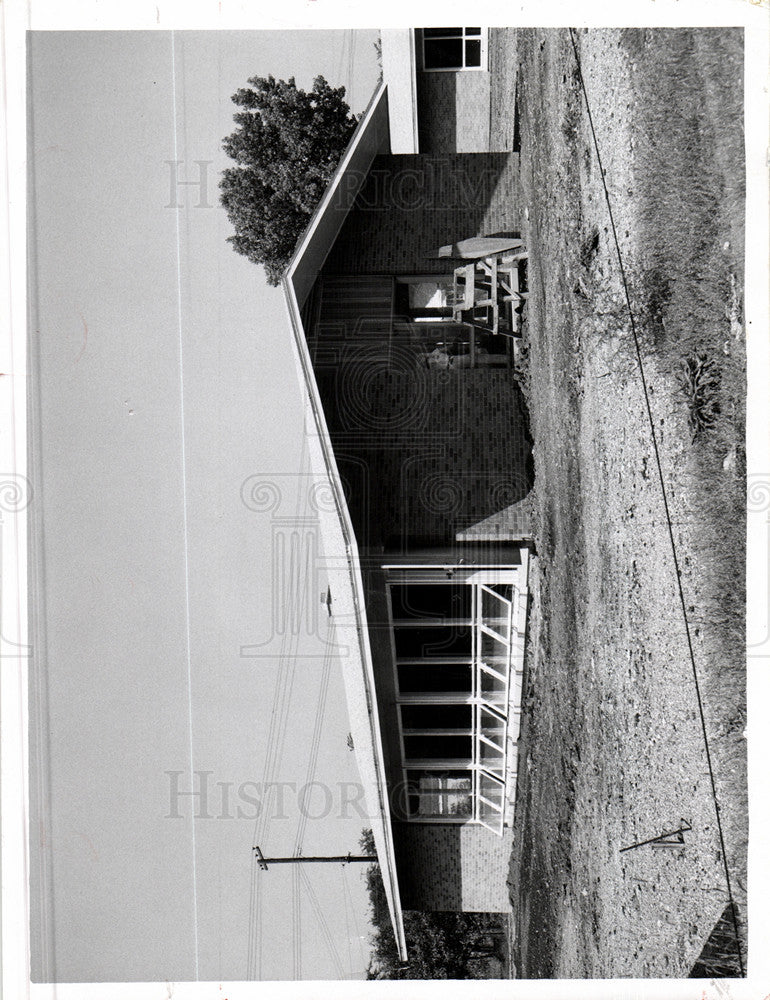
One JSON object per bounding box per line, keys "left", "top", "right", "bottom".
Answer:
{"left": 678, "top": 352, "right": 721, "bottom": 440}
{"left": 688, "top": 904, "right": 744, "bottom": 978}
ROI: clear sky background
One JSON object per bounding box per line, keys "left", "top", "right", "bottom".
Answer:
{"left": 27, "top": 28, "right": 381, "bottom": 982}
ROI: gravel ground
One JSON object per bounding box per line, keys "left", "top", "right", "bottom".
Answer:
{"left": 502, "top": 28, "right": 747, "bottom": 979}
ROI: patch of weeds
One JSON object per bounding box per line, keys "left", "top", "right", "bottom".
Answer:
{"left": 579, "top": 227, "right": 600, "bottom": 270}
{"left": 688, "top": 904, "right": 744, "bottom": 978}
{"left": 561, "top": 73, "right": 582, "bottom": 141}
{"left": 572, "top": 277, "right": 589, "bottom": 300}
{"left": 513, "top": 327, "right": 531, "bottom": 404}
{"left": 677, "top": 352, "right": 722, "bottom": 440}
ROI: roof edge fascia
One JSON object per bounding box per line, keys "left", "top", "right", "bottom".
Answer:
{"left": 280, "top": 272, "right": 409, "bottom": 964}
{"left": 285, "top": 81, "right": 388, "bottom": 287}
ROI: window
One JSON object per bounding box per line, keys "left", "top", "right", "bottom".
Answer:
{"left": 407, "top": 771, "right": 473, "bottom": 818}
{"left": 392, "top": 276, "right": 509, "bottom": 369}
{"left": 394, "top": 277, "right": 454, "bottom": 322}
{"left": 397, "top": 661, "right": 473, "bottom": 694}
{"left": 421, "top": 28, "right": 487, "bottom": 72}
{"left": 385, "top": 565, "right": 526, "bottom": 834}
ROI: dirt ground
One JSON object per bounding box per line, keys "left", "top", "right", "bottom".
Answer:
{"left": 502, "top": 29, "right": 747, "bottom": 978}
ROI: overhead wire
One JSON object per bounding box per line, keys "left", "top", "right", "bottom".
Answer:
{"left": 247, "top": 442, "right": 314, "bottom": 978}
{"left": 288, "top": 620, "right": 336, "bottom": 979}
{"left": 300, "top": 864, "right": 346, "bottom": 978}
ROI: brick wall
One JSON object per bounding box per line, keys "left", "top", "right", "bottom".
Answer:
{"left": 312, "top": 351, "right": 532, "bottom": 550}
{"left": 417, "top": 72, "right": 492, "bottom": 154}
{"left": 322, "top": 152, "right": 522, "bottom": 279}
{"left": 395, "top": 822, "right": 514, "bottom": 911}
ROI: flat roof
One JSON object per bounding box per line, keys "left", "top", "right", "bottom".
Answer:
{"left": 289, "top": 83, "right": 391, "bottom": 309}
{"left": 281, "top": 83, "right": 409, "bottom": 963}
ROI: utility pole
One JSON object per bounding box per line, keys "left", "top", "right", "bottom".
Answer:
{"left": 253, "top": 846, "right": 376, "bottom": 871}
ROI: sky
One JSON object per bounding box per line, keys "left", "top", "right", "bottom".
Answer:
{"left": 27, "top": 28, "right": 382, "bottom": 982}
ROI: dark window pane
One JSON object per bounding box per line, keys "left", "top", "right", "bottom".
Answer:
{"left": 422, "top": 27, "right": 462, "bottom": 38}
{"left": 398, "top": 662, "right": 472, "bottom": 693}
{"left": 466, "top": 27, "right": 481, "bottom": 35}
{"left": 395, "top": 625, "right": 472, "bottom": 659}
{"left": 390, "top": 583, "right": 471, "bottom": 621}
{"left": 404, "top": 734, "right": 473, "bottom": 760}
{"left": 424, "top": 37, "right": 463, "bottom": 69}
{"left": 401, "top": 704, "right": 472, "bottom": 730}
{"left": 465, "top": 39, "right": 482, "bottom": 67}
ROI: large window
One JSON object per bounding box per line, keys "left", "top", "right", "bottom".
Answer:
{"left": 385, "top": 566, "right": 526, "bottom": 834}
{"left": 421, "top": 28, "right": 487, "bottom": 71}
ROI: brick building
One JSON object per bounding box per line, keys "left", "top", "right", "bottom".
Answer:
{"left": 282, "top": 60, "right": 531, "bottom": 959}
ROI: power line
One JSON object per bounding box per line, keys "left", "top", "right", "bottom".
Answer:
{"left": 293, "top": 864, "right": 302, "bottom": 979}
{"left": 342, "top": 863, "right": 368, "bottom": 970}
{"left": 247, "top": 446, "right": 314, "bottom": 979}
{"left": 567, "top": 26, "right": 744, "bottom": 976}
{"left": 248, "top": 416, "right": 333, "bottom": 978}
{"left": 340, "top": 863, "right": 366, "bottom": 975}
{"left": 293, "top": 621, "right": 335, "bottom": 854}
{"left": 299, "top": 865, "right": 346, "bottom": 978}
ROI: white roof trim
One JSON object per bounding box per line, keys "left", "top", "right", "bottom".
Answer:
{"left": 282, "top": 107, "right": 410, "bottom": 948}
{"left": 281, "top": 78, "right": 408, "bottom": 964}
{"left": 281, "top": 278, "right": 408, "bottom": 963}
{"left": 287, "top": 82, "right": 390, "bottom": 307}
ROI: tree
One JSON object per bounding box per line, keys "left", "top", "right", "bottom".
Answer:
{"left": 359, "top": 829, "right": 507, "bottom": 979}
{"left": 219, "top": 74, "right": 358, "bottom": 285}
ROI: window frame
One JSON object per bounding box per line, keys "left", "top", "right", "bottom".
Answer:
{"left": 384, "top": 565, "right": 519, "bottom": 833}
{"left": 419, "top": 28, "right": 489, "bottom": 73}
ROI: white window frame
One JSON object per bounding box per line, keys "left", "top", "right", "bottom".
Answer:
{"left": 420, "top": 28, "right": 489, "bottom": 73}
{"left": 384, "top": 565, "right": 518, "bottom": 834}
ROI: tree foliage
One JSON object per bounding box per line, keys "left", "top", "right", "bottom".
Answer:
{"left": 219, "top": 74, "right": 358, "bottom": 285}
{"left": 359, "top": 829, "right": 507, "bottom": 979}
